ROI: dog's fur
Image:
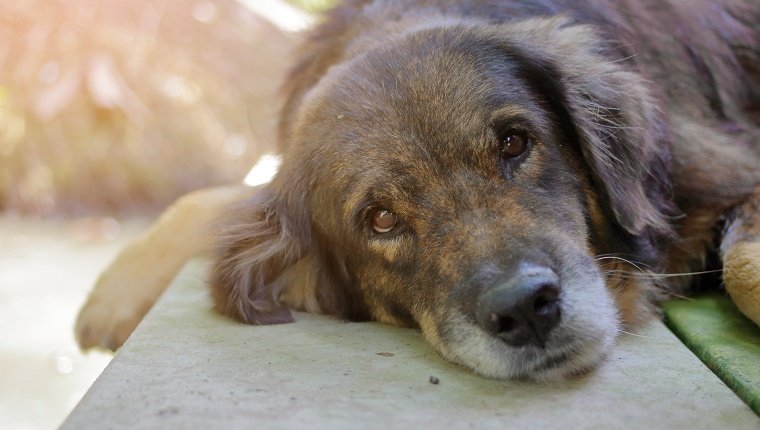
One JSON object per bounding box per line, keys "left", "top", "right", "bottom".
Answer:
{"left": 77, "top": 0, "right": 760, "bottom": 381}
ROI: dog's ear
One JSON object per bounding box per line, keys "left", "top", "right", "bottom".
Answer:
{"left": 210, "top": 187, "right": 317, "bottom": 325}
{"left": 496, "top": 19, "right": 675, "bottom": 249}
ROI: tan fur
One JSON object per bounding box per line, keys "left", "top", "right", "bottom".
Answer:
{"left": 279, "top": 255, "right": 322, "bottom": 314}
{"left": 367, "top": 236, "right": 413, "bottom": 264}
{"left": 75, "top": 185, "right": 255, "bottom": 350}
{"left": 723, "top": 242, "right": 760, "bottom": 325}
{"left": 721, "top": 188, "right": 760, "bottom": 325}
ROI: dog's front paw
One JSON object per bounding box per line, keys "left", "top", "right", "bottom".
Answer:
{"left": 723, "top": 241, "right": 760, "bottom": 326}
{"left": 75, "top": 290, "right": 154, "bottom": 351}
{"left": 75, "top": 244, "right": 172, "bottom": 351}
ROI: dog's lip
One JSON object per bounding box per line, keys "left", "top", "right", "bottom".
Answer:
{"left": 525, "top": 341, "right": 583, "bottom": 373}
{"left": 528, "top": 349, "right": 571, "bottom": 373}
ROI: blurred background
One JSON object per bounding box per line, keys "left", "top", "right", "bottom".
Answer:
{"left": 0, "top": 0, "right": 335, "bottom": 428}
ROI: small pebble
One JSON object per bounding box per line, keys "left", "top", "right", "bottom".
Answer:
{"left": 429, "top": 375, "right": 439, "bottom": 385}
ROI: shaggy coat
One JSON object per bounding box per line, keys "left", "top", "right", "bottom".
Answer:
{"left": 210, "top": 0, "right": 760, "bottom": 379}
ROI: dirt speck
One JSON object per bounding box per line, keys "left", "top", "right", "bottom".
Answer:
{"left": 157, "top": 406, "right": 180, "bottom": 416}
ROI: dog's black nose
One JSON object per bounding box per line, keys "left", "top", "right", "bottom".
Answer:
{"left": 476, "top": 265, "right": 561, "bottom": 347}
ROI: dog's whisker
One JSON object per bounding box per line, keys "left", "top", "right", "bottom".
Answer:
{"left": 645, "top": 269, "right": 723, "bottom": 278}
{"left": 601, "top": 268, "right": 723, "bottom": 279}
{"left": 663, "top": 291, "right": 693, "bottom": 300}
{"left": 664, "top": 212, "right": 688, "bottom": 220}
{"left": 594, "top": 255, "right": 652, "bottom": 272}
{"left": 594, "top": 254, "right": 647, "bottom": 263}
{"left": 593, "top": 252, "right": 647, "bottom": 260}
{"left": 604, "top": 53, "right": 639, "bottom": 65}
{"left": 617, "top": 329, "right": 653, "bottom": 339}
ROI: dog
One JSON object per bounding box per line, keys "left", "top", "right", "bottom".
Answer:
{"left": 76, "top": 0, "right": 760, "bottom": 381}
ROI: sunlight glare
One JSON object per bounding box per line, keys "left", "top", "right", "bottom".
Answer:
{"left": 243, "top": 154, "right": 282, "bottom": 186}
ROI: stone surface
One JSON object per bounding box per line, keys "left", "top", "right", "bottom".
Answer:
{"left": 664, "top": 293, "right": 760, "bottom": 414}
{"left": 62, "top": 260, "right": 759, "bottom": 429}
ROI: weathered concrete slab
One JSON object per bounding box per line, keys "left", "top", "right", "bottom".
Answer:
{"left": 62, "top": 260, "right": 759, "bottom": 429}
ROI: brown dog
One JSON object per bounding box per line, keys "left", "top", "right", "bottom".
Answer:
{"left": 77, "top": 0, "right": 760, "bottom": 381}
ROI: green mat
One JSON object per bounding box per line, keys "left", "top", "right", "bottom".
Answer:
{"left": 664, "top": 294, "right": 760, "bottom": 415}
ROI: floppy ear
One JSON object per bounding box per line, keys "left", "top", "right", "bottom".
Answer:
{"left": 497, "top": 18, "right": 675, "bottom": 251}
{"left": 210, "top": 187, "right": 317, "bottom": 324}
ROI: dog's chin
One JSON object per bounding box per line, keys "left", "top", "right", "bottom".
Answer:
{"left": 517, "top": 331, "right": 616, "bottom": 382}
{"left": 432, "top": 317, "right": 617, "bottom": 382}
{"left": 428, "top": 277, "right": 620, "bottom": 381}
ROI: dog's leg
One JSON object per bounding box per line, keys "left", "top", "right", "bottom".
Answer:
{"left": 721, "top": 187, "right": 760, "bottom": 326}
{"left": 76, "top": 184, "right": 256, "bottom": 351}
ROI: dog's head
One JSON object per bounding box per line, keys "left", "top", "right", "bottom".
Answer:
{"left": 211, "top": 17, "right": 674, "bottom": 380}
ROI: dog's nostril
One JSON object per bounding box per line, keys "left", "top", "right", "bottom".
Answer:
{"left": 491, "top": 313, "right": 516, "bottom": 333}
{"left": 535, "top": 299, "right": 559, "bottom": 319}
{"left": 476, "top": 266, "right": 562, "bottom": 347}
{"left": 533, "top": 283, "right": 560, "bottom": 314}
{"left": 533, "top": 295, "right": 551, "bottom": 312}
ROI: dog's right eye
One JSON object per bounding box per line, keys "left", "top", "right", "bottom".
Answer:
{"left": 370, "top": 208, "right": 398, "bottom": 233}
{"left": 500, "top": 131, "right": 530, "bottom": 159}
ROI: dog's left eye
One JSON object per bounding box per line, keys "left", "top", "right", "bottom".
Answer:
{"left": 371, "top": 208, "right": 398, "bottom": 233}
{"left": 500, "top": 131, "right": 530, "bottom": 159}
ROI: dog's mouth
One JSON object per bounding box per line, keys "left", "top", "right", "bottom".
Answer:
{"left": 518, "top": 338, "right": 606, "bottom": 381}
{"left": 528, "top": 348, "right": 575, "bottom": 373}
{"left": 437, "top": 317, "right": 615, "bottom": 381}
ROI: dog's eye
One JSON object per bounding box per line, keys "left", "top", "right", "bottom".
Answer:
{"left": 500, "top": 131, "right": 530, "bottom": 159}
{"left": 371, "top": 209, "right": 398, "bottom": 233}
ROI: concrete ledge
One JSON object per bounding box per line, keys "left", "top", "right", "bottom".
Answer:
{"left": 62, "top": 260, "right": 759, "bottom": 429}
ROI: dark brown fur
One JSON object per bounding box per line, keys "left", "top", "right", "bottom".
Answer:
{"left": 211, "top": 0, "right": 759, "bottom": 379}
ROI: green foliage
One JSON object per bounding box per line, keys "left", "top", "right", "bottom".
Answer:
{"left": 288, "top": 0, "right": 338, "bottom": 13}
